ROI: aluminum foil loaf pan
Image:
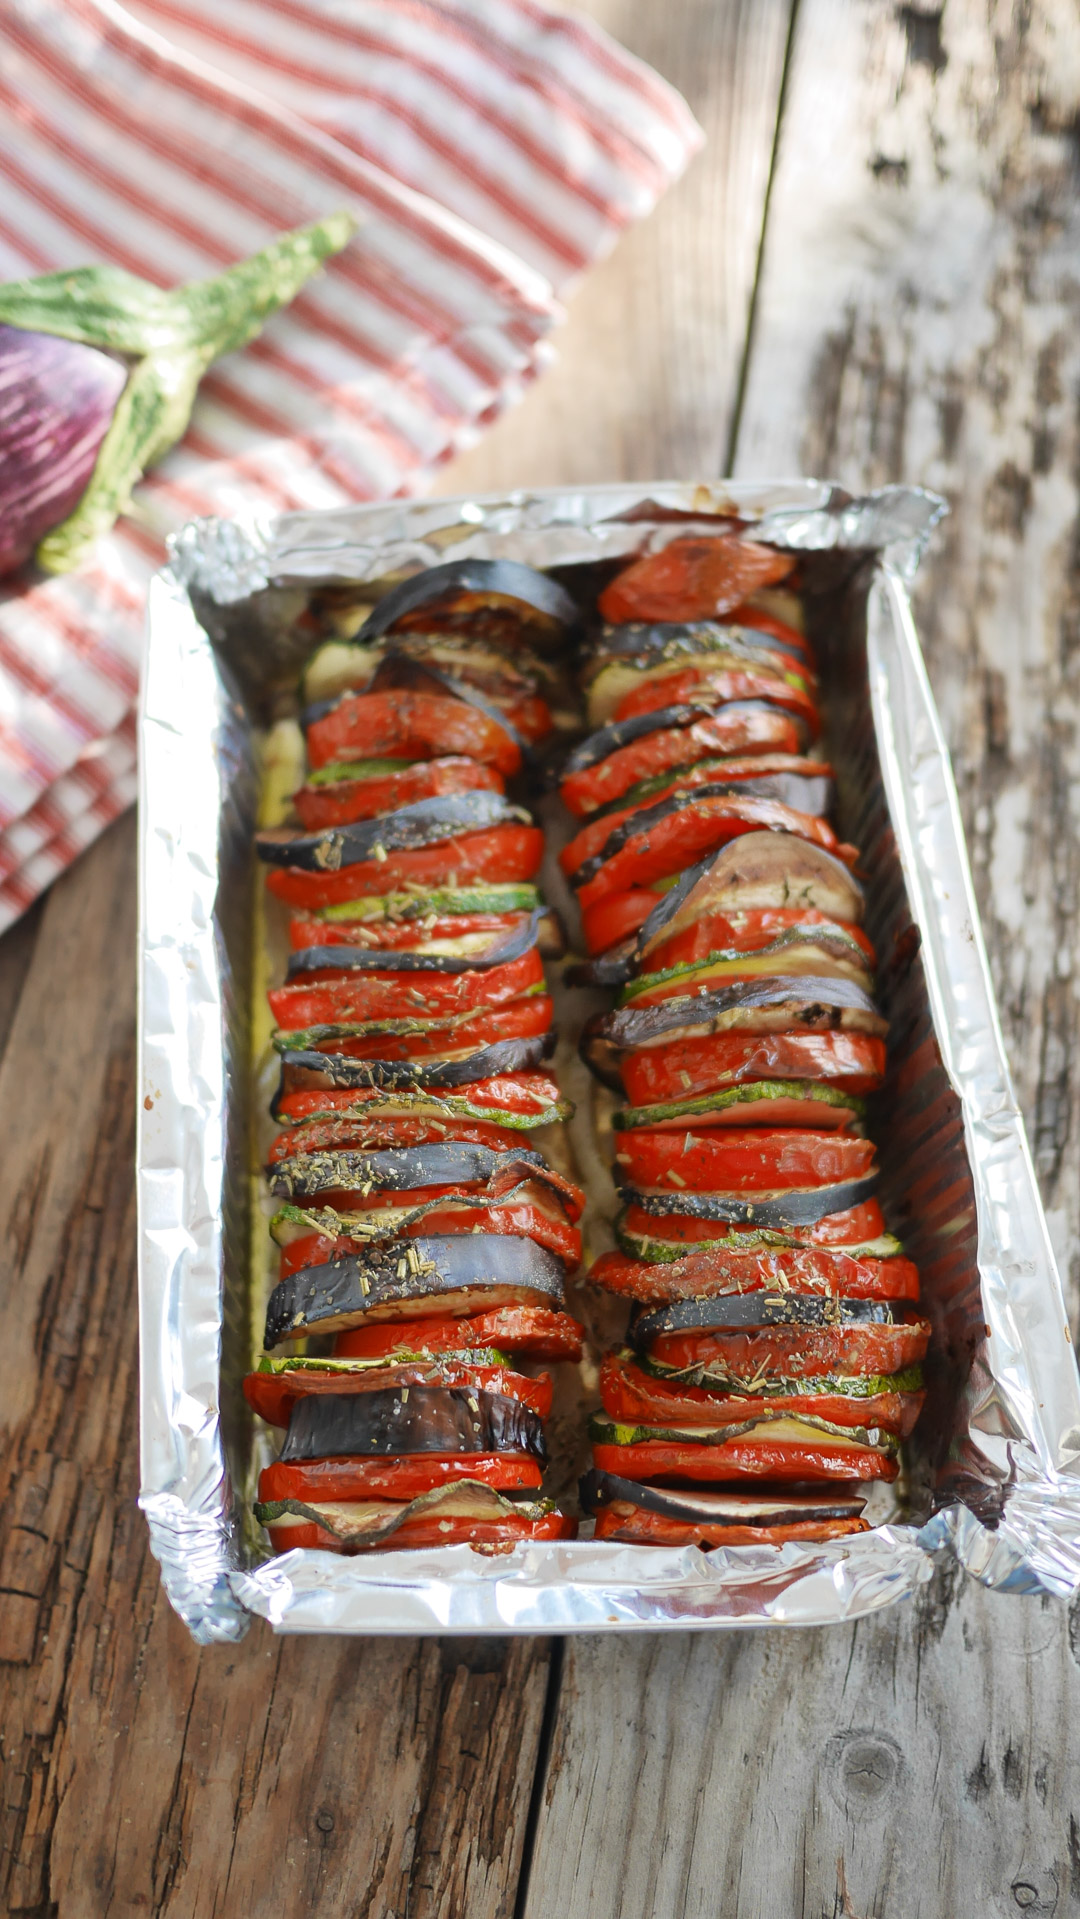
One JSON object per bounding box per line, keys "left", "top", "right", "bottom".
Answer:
{"left": 137, "top": 482, "right": 1080, "bottom": 1644}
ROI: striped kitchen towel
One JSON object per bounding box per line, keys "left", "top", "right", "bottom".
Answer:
{"left": 0, "top": 0, "right": 701, "bottom": 931}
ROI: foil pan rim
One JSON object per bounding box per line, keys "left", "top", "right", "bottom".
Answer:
{"left": 167, "top": 478, "right": 949, "bottom": 603}
{"left": 139, "top": 479, "right": 1080, "bottom": 1641}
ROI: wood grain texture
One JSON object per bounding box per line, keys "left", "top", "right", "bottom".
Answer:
{"left": 437, "top": 0, "right": 794, "bottom": 493}
{"left": 523, "top": 8, "right": 1080, "bottom": 1919}
{"left": 524, "top": 1580, "right": 1080, "bottom": 1919}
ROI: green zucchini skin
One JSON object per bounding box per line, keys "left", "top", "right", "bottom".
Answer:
{"left": 635, "top": 1352, "right": 924, "bottom": 1398}
{"left": 314, "top": 884, "right": 540, "bottom": 921}
{"left": 617, "top": 927, "right": 870, "bottom": 1004}
{"left": 616, "top": 1222, "right": 903, "bottom": 1263}
{"left": 271, "top": 1085, "right": 570, "bottom": 1132}
{"left": 612, "top": 1080, "right": 864, "bottom": 1130}
{"left": 587, "top": 1413, "right": 900, "bottom": 1457}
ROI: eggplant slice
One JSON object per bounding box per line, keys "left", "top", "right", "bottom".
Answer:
{"left": 279, "top": 1386, "right": 546, "bottom": 1461}
{"left": 272, "top": 1034, "right": 555, "bottom": 1109}
{"left": 634, "top": 835, "right": 865, "bottom": 956}
{"left": 268, "top": 1140, "right": 541, "bottom": 1195}
{"left": 629, "top": 1294, "right": 903, "bottom": 1347}
{"left": 617, "top": 1174, "right": 879, "bottom": 1228}
{"left": 579, "top": 1470, "right": 866, "bottom": 1528}
{"left": 587, "top": 767, "right": 832, "bottom": 821}
{"left": 570, "top": 785, "right": 826, "bottom": 890}
{"left": 268, "top": 1145, "right": 579, "bottom": 1207}
{"left": 557, "top": 700, "right": 783, "bottom": 782}
{"left": 581, "top": 978, "right": 887, "bottom": 1088}
{"left": 263, "top": 1233, "right": 567, "bottom": 1344}
{"left": 256, "top": 792, "right": 529, "bottom": 872}
{"left": 354, "top": 559, "right": 578, "bottom": 645}
{"left": 583, "top": 620, "right": 808, "bottom": 669}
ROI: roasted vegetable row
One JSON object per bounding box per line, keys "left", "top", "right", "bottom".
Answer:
{"left": 563, "top": 533, "right": 928, "bottom": 1549}
{"left": 247, "top": 561, "right": 585, "bottom": 1555}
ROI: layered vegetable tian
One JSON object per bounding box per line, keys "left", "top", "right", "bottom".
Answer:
{"left": 247, "top": 529, "right": 928, "bottom": 1556}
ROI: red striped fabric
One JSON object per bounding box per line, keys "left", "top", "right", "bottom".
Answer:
{"left": 0, "top": 0, "right": 701, "bottom": 930}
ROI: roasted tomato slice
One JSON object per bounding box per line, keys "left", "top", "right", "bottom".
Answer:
{"left": 268, "top": 946, "right": 544, "bottom": 1027}
{"left": 278, "top": 996, "right": 554, "bottom": 1063}
{"left": 259, "top": 1454, "right": 544, "bottom": 1502}
{"left": 619, "top": 1196, "right": 888, "bottom": 1249}
{"left": 620, "top": 1032, "right": 887, "bottom": 1105}
{"left": 645, "top": 1317, "right": 931, "bottom": 1378}
{"left": 561, "top": 795, "right": 849, "bottom": 884}
{"left": 614, "top": 667, "right": 818, "bottom": 737}
{"left": 268, "top": 1115, "right": 526, "bottom": 1155}
{"left": 562, "top": 709, "right": 803, "bottom": 819}
{"left": 597, "top": 536, "right": 795, "bottom": 625}
{"left": 643, "top": 909, "right": 876, "bottom": 974}
{"left": 266, "top": 825, "right": 544, "bottom": 909}
{"left": 334, "top": 1306, "right": 584, "bottom": 1362}
{"left": 614, "top": 1128, "right": 876, "bottom": 1194}
{"left": 582, "top": 889, "right": 663, "bottom": 955}
{"left": 288, "top": 911, "right": 530, "bottom": 952}
{"left": 589, "top": 1434, "right": 897, "bottom": 1485}
{"left": 306, "top": 690, "right": 521, "bottom": 776}
{"left": 294, "top": 758, "right": 503, "bottom": 829}
{"left": 244, "top": 1360, "right": 553, "bottom": 1429}
{"left": 274, "top": 1073, "right": 563, "bottom": 1126}
{"left": 589, "top": 1244, "right": 920, "bottom": 1303}
{"left": 598, "top": 1351, "right": 924, "bottom": 1438}
{"left": 276, "top": 1190, "right": 582, "bottom": 1272}
{"left": 574, "top": 802, "right": 846, "bottom": 909}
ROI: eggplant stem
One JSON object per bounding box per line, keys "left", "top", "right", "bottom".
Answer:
{"left": 36, "top": 348, "right": 206, "bottom": 575}
{"left": 0, "top": 213, "right": 356, "bottom": 574}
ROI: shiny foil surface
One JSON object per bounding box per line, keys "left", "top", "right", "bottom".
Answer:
{"left": 138, "top": 482, "right": 1080, "bottom": 1642}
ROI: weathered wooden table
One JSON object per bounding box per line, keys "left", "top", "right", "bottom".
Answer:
{"left": 3, "top": 4, "right": 1080, "bottom": 1913}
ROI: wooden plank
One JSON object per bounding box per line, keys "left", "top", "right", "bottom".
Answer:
{"left": 524, "top": 1585, "right": 1080, "bottom": 1919}
{"left": 522, "top": 6, "right": 1080, "bottom": 1916}
{"left": 0, "top": 821, "right": 551, "bottom": 1918}
{"left": 437, "top": 0, "right": 795, "bottom": 494}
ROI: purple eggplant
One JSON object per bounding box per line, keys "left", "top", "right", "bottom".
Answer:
{"left": 0, "top": 326, "right": 126, "bottom": 577}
